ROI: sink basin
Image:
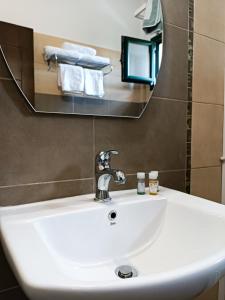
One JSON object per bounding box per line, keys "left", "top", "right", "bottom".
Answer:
{"left": 1, "top": 187, "right": 225, "bottom": 300}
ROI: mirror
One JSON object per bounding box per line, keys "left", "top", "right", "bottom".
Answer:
{"left": 1, "top": 0, "right": 163, "bottom": 118}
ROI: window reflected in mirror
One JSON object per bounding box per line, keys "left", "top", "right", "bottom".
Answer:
{"left": 121, "top": 33, "right": 162, "bottom": 88}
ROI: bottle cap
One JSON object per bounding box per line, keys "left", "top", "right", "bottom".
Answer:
{"left": 137, "top": 172, "right": 145, "bottom": 179}
{"left": 149, "top": 171, "right": 158, "bottom": 180}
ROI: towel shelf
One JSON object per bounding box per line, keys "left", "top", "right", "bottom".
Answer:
{"left": 47, "top": 54, "right": 113, "bottom": 76}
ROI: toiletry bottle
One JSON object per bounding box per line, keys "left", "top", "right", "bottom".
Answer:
{"left": 137, "top": 172, "right": 146, "bottom": 195}
{"left": 149, "top": 171, "right": 159, "bottom": 195}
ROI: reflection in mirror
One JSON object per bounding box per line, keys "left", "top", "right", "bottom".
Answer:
{"left": 121, "top": 34, "right": 162, "bottom": 87}
{"left": 0, "top": 0, "right": 163, "bottom": 118}
{"left": 129, "top": 42, "right": 151, "bottom": 79}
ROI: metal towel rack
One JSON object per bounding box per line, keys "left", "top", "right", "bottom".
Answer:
{"left": 47, "top": 53, "right": 113, "bottom": 76}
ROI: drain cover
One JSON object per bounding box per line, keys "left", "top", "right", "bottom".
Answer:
{"left": 115, "top": 265, "right": 138, "bottom": 279}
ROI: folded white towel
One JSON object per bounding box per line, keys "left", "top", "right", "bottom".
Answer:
{"left": 63, "top": 42, "right": 97, "bottom": 56}
{"left": 77, "top": 55, "right": 110, "bottom": 69}
{"left": 58, "top": 64, "right": 84, "bottom": 94}
{"left": 44, "top": 46, "right": 110, "bottom": 69}
{"left": 44, "top": 46, "right": 82, "bottom": 62}
{"left": 143, "top": 0, "right": 162, "bottom": 33}
{"left": 84, "top": 69, "right": 104, "bottom": 97}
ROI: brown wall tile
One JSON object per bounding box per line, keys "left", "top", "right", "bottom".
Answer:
{"left": 153, "top": 24, "right": 188, "bottom": 101}
{"left": 0, "top": 245, "right": 17, "bottom": 291}
{"left": 21, "top": 46, "right": 34, "bottom": 105}
{"left": 191, "top": 167, "right": 222, "bottom": 203}
{"left": 191, "top": 102, "right": 223, "bottom": 168}
{"left": 0, "top": 179, "right": 93, "bottom": 206}
{"left": 161, "top": 0, "right": 189, "bottom": 29}
{"left": 0, "top": 80, "right": 94, "bottom": 187}
{"left": 0, "top": 287, "right": 28, "bottom": 300}
{"left": 159, "top": 170, "right": 186, "bottom": 192}
{"left": 194, "top": 0, "right": 225, "bottom": 42}
{"left": 0, "top": 21, "right": 32, "bottom": 48}
{"left": 95, "top": 98, "right": 187, "bottom": 174}
{"left": 193, "top": 34, "right": 225, "bottom": 105}
{"left": 0, "top": 49, "right": 13, "bottom": 79}
{"left": 0, "top": 21, "right": 34, "bottom": 107}
{"left": 1, "top": 45, "right": 22, "bottom": 80}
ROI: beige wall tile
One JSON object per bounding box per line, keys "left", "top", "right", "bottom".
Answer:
{"left": 193, "top": 34, "right": 225, "bottom": 105}
{"left": 194, "top": 0, "right": 225, "bottom": 43}
{"left": 192, "top": 102, "right": 223, "bottom": 168}
{"left": 191, "top": 167, "right": 222, "bottom": 203}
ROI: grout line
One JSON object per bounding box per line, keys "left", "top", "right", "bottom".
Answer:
{"left": 159, "top": 169, "right": 188, "bottom": 173}
{"left": 0, "top": 77, "right": 14, "bottom": 81}
{"left": 0, "top": 177, "right": 94, "bottom": 189}
{"left": 126, "top": 169, "right": 188, "bottom": 176}
{"left": 0, "top": 168, "right": 198, "bottom": 190}
{"left": 193, "top": 31, "right": 225, "bottom": 45}
{"left": 191, "top": 165, "right": 222, "bottom": 170}
{"left": 192, "top": 100, "right": 224, "bottom": 108}
{"left": 152, "top": 96, "right": 189, "bottom": 103}
{"left": 0, "top": 286, "right": 19, "bottom": 294}
{"left": 165, "top": 22, "right": 189, "bottom": 33}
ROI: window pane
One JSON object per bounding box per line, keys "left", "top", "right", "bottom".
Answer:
{"left": 128, "top": 43, "right": 150, "bottom": 78}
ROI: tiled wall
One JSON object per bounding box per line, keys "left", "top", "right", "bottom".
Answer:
{"left": 191, "top": 0, "right": 225, "bottom": 299}
{"left": 191, "top": 0, "right": 225, "bottom": 203}
{"left": 0, "top": 1, "right": 190, "bottom": 206}
{"left": 0, "top": 1, "right": 191, "bottom": 299}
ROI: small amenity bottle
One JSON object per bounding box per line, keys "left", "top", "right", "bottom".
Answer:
{"left": 149, "top": 171, "right": 159, "bottom": 195}
{"left": 137, "top": 172, "right": 146, "bottom": 195}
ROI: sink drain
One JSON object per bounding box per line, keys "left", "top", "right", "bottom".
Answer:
{"left": 115, "top": 265, "right": 138, "bottom": 279}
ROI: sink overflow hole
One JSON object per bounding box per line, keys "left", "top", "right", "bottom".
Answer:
{"left": 108, "top": 210, "right": 117, "bottom": 221}
{"left": 115, "top": 265, "right": 138, "bottom": 279}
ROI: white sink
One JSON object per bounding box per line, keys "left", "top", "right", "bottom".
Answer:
{"left": 1, "top": 187, "right": 225, "bottom": 300}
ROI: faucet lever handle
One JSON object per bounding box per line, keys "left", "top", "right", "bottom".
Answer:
{"left": 96, "top": 150, "right": 119, "bottom": 170}
{"left": 106, "top": 150, "right": 118, "bottom": 157}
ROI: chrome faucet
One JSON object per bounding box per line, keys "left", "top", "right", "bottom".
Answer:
{"left": 95, "top": 150, "right": 126, "bottom": 202}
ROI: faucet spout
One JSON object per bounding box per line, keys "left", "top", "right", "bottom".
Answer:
{"left": 94, "top": 151, "right": 126, "bottom": 202}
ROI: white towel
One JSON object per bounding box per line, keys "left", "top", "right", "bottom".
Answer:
{"left": 84, "top": 69, "right": 104, "bottom": 97}
{"left": 63, "top": 42, "right": 96, "bottom": 56}
{"left": 58, "top": 64, "right": 84, "bottom": 94}
{"left": 77, "top": 55, "right": 110, "bottom": 69}
{"left": 44, "top": 46, "right": 110, "bottom": 69}
{"left": 44, "top": 46, "right": 82, "bottom": 62}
